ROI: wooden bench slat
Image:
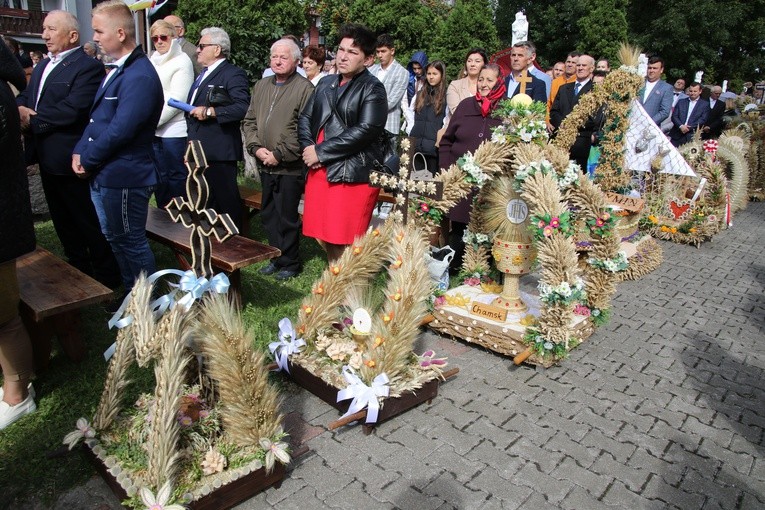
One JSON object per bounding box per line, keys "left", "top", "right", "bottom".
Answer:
{"left": 16, "top": 247, "right": 113, "bottom": 322}
{"left": 146, "top": 207, "right": 280, "bottom": 272}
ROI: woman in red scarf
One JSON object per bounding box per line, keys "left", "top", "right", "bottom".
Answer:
{"left": 438, "top": 64, "right": 505, "bottom": 269}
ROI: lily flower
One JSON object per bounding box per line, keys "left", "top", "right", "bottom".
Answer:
{"left": 63, "top": 417, "right": 96, "bottom": 450}
{"left": 139, "top": 482, "right": 185, "bottom": 510}
{"left": 259, "top": 437, "right": 291, "bottom": 473}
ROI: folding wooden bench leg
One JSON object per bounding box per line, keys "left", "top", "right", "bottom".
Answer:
{"left": 20, "top": 311, "right": 53, "bottom": 372}
{"left": 54, "top": 311, "right": 87, "bottom": 362}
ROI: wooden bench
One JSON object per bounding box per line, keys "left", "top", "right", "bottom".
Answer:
{"left": 145, "top": 207, "right": 280, "bottom": 296}
{"left": 16, "top": 247, "right": 114, "bottom": 369}
{"left": 238, "top": 185, "right": 396, "bottom": 237}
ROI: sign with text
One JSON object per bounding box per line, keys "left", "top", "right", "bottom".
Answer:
{"left": 604, "top": 192, "right": 645, "bottom": 213}
{"left": 469, "top": 301, "right": 508, "bottom": 323}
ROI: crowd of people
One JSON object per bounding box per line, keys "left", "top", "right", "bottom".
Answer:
{"left": 0, "top": 1, "right": 749, "bottom": 430}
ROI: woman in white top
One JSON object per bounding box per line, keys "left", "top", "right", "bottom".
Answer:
{"left": 445, "top": 48, "right": 488, "bottom": 117}
{"left": 149, "top": 20, "right": 194, "bottom": 208}
{"left": 302, "top": 45, "right": 326, "bottom": 87}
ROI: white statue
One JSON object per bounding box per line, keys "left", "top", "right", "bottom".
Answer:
{"left": 511, "top": 11, "right": 528, "bottom": 45}
{"left": 694, "top": 70, "right": 704, "bottom": 84}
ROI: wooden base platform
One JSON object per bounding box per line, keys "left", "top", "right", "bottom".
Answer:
{"left": 287, "top": 361, "right": 442, "bottom": 435}
{"left": 83, "top": 442, "right": 285, "bottom": 510}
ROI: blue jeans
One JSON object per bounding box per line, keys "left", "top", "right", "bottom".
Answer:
{"left": 153, "top": 136, "right": 188, "bottom": 208}
{"left": 90, "top": 182, "right": 156, "bottom": 291}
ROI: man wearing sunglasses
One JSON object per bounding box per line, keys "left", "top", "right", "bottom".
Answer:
{"left": 185, "top": 27, "right": 250, "bottom": 230}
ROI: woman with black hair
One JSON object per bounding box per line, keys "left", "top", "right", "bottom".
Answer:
{"left": 409, "top": 61, "right": 449, "bottom": 176}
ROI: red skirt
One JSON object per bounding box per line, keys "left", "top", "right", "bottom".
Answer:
{"left": 302, "top": 135, "right": 380, "bottom": 245}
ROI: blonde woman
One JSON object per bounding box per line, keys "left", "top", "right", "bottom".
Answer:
{"left": 149, "top": 19, "right": 194, "bottom": 207}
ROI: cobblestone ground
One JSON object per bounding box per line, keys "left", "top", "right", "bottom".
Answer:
{"left": 46, "top": 203, "right": 765, "bottom": 510}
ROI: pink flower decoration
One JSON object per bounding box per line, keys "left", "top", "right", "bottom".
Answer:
{"left": 420, "top": 202, "right": 430, "bottom": 212}
{"left": 543, "top": 226, "right": 554, "bottom": 237}
{"left": 434, "top": 296, "right": 446, "bottom": 308}
{"left": 596, "top": 218, "right": 604, "bottom": 227}
{"left": 537, "top": 220, "right": 545, "bottom": 228}
{"left": 550, "top": 217, "right": 560, "bottom": 228}
{"left": 465, "top": 277, "right": 481, "bottom": 286}
{"left": 602, "top": 212, "right": 610, "bottom": 220}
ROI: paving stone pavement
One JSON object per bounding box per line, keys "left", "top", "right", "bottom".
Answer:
{"left": 40, "top": 203, "right": 765, "bottom": 509}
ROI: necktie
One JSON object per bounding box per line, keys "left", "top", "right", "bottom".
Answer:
{"left": 190, "top": 67, "right": 208, "bottom": 100}
{"left": 574, "top": 82, "right": 581, "bottom": 96}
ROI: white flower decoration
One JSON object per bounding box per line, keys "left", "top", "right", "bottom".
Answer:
{"left": 139, "top": 482, "right": 185, "bottom": 510}
{"left": 63, "top": 417, "right": 96, "bottom": 450}
{"left": 259, "top": 438, "right": 291, "bottom": 473}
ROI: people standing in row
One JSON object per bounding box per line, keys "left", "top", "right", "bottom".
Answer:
{"left": 446, "top": 48, "right": 487, "bottom": 116}
{"left": 550, "top": 54, "right": 596, "bottom": 171}
{"left": 299, "top": 24, "right": 387, "bottom": 262}
{"left": 638, "top": 55, "right": 673, "bottom": 127}
{"left": 185, "top": 27, "right": 251, "bottom": 231}
{"left": 669, "top": 82, "right": 710, "bottom": 147}
{"left": 0, "top": 36, "right": 37, "bottom": 430}
{"left": 440, "top": 64, "right": 506, "bottom": 267}
{"left": 17, "top": 10, "right": 121, "bottom": 289}
{"left": 409, "top": 61, "right": 449, "bottom": 176}
{"left": 148, "top": 19, "right": 194, "bottom": 208}
{"left": 369, "top": 34, "right": 408, "bottom": 143}
{"left": 243, "top": 38, "right": 313, "bottom": 280}
{"left": 301, "top": 45, "right": 326, "bottom": 86}
{"left": 72, "top": 0, "right": 164, "bottom": 297}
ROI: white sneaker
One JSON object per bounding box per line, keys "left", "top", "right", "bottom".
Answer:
{"left": 0, "top": 391, "right": 37, "bottom": 430}
{"left": 0, "top": 383, "right": 35, "bottom": 401}
{"left": 378, "top": 202, "right": 393, "bottom": 219}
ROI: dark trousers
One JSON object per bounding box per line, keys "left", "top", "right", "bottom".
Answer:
{"left": 260, "top": 171, "right": 304, "bottom": 272}
{"left": 205, "top": 161, "right": 242, "bottom": 232}
{"left": 571, "top": 134, "right": 592, "bottom": 174}
{"left": 40, "top": 172, "right": 120, "bottom": 287}
{"left": 153, "top": 136, "right": 188, "bottom": 208}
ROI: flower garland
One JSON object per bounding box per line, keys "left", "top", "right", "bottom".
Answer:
{"left": 531, "top": 211, "right": 575, "bottom": 239}
{"left": 514, "top": 159, "right": 579, "bottom": 191}
{"left": 538, "top": 278, "right": 586, "bottom": 306}
{"left": 587, "top": 251, "right": 629, "bottom": 273}
{"left": 490, "top": 98, "right": 549, "bottom": 147}
{"left": 457, "top": 153, "right": 491, "bottom": 187}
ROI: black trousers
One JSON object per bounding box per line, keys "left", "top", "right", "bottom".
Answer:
{"left": 204, "top": 161, "right": 242, "bottom": 232}
{"left": 259, "top": 171, "right": 304, "bottom": 272}
{"left": 40, "top": 171, "right": 120, "bottom": 287}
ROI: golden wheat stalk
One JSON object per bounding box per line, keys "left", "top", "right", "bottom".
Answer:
{"left": 298, "top": 220, "right": 394, "bottom": 342}
{"left": 362, "top": 223, "right": 431, "bottom": 385}
{"left": 131, "top": 275, "right": 157, "bottom": 367}
{"left": 197, "top": 294, "right": 282, "bottom": 445}
{"left": 146, "top": 306, "right": 189, "bottom": 488}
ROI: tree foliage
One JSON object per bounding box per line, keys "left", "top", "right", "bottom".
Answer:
{"left": 430, "top": 0, "right": 501, "bottom": 80}
{"left": 576, "top": 0, "right": 627, "bottom": 65}
{"left": 174, "top": 0, "right": 307, "bottom": 80}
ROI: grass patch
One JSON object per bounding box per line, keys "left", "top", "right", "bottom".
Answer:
{"left": 0, "top": 176, "right": 330, "bottom": 508}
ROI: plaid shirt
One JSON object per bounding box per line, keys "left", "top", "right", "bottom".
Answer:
{"left": 369, "top": 59, "right": 408, "bottom": 134}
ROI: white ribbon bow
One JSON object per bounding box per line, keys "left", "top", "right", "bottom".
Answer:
{"left": 336, "top": 366, "right": 390, "bottom": 424}
{"left": 268, "top": 318, "right": 305, "bottom": 373}
{"left": 104, "top": 269, "right": 230, "bottom": 360}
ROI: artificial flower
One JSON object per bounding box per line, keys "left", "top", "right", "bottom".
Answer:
{"left": 550, "top": 217, "right": 560, "bottom": 228}
{"left": 139, "top": 482, "right": 185, "bottom": 510}
{"left": 543, "top": 226, "right": 554, "bottom": 237}
{"left": 63, "top": 418, "right": 96, "bottom": 450}
{"left": 259, "top": 437, "right": 290, "bottom": 473}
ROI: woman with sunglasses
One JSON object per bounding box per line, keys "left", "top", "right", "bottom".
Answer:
{"left": 148, "top": 20, "right": 194, "bottom": 207}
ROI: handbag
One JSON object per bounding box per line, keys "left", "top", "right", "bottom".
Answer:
{"left": 205, "top": 85, "right": 233, "bottom": 107}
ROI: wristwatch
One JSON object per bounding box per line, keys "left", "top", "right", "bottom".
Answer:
{"left": 205, "top": 107, "right": 213, "bottom": 118}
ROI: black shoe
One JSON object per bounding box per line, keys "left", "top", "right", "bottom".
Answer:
{"left": 259, "top": 262, "right": 279, "bottom": 275}
{"left": 275, "top": 269, "right": 299, "bottom": 281}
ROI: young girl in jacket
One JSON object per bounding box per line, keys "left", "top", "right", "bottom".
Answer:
{"left": 409, "top": 61, "right": 449, "bottom": 176}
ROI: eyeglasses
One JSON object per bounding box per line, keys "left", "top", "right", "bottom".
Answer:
{"left": 197, "top": 43, "right": 219, "bottom": 50}
{"left": 151, "top": 34, "right": 170, "bottom": 43}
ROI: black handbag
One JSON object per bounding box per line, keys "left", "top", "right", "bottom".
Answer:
{"left": 205, "top": 85, "right": 233, "bottom": 107}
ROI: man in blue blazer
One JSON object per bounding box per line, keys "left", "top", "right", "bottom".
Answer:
{"left": 186, "top": 27, "right": 250, "bottom": 230}
{"left": 669, "top": 82, "right": 710, "bottom": 147}
{"left": 72, "top": 0, "right": 163, "bottom": 294}
{"left": 16, "top": 10, "right": 119, "bottom": 287}
{"left": 638, "top": 56, "right": 673, "bottom": 127}
{"left": 504, "top": 41, "right": 547, "bottom": 104}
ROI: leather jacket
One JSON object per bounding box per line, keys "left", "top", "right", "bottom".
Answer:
{"left": 298, "top": 69, "right": 387, "bottom": 183}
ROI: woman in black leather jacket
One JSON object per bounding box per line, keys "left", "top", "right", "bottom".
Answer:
{"left": 299, "top": 24, "right": 387, "bottom": 262}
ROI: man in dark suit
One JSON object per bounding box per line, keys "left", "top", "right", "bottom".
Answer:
{"left": 670, "top": 82, "right": 710, "bottom": 147}
{"left": 72, "top": 0, "right": 164, "bottom": 295}
{"left": 550, "top": 54, "right": 596, "bottom": 171}
{"left": 186, "top": 27, "right": 250, "bottom": 230}
{"left": 16, "top": 10, "right": 120, "bottom": 288}
{"left": 504, "top": 41, "right": 547, "bottom": 104}
{"left": 638, "top": 55, "right": 674, "bottom": 127}
{"left": 702, "top": 85, "right": 725, "bottom": 139}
